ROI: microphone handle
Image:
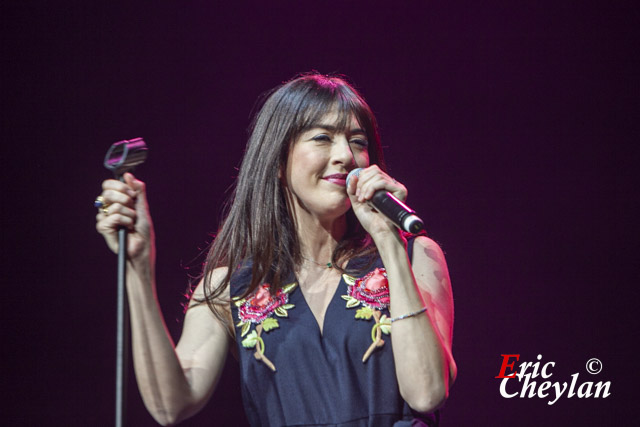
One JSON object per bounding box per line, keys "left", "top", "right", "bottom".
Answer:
{"left": 370, "top": 191, "right": 425, "bottom": 234}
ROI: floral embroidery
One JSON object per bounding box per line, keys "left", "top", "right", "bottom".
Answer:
{"left": 344, "top": 267, "right": 390, "bottom": 309}
{"left": 341, "top": 267, "right": 392, "bottom": 362}
{"left": 233, "top": 282, "right": 297, "bottom": 371}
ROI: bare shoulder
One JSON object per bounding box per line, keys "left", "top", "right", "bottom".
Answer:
{"left": 410, "top": 236, "right": 454, "bottom": 329}
{"left": 189, "top": 266, "right": 230, "bottom": 304}
{"left": 411, "top": 236, "right": 451, "bottom": 287}
{"left": 177, "top": 266, "right": 232, "bottom": 370}
{"left": 411, "top": 236, "right": 448, "bottom": 267}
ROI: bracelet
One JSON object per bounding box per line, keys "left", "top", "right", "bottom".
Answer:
{"left": 390, "top": 306, "right": 427, "bottom": 323}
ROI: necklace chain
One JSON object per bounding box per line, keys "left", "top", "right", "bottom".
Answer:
{"left": 301, "top": 256, "right": 333, "bottom": 269}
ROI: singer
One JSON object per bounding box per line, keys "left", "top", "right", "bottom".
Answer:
{"left": 95, "top": 73, "right": 456, "bottom": 426}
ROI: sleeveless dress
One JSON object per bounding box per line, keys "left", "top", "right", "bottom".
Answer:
{"left": 229, "top": 239, "right": 440, "bottom": 427}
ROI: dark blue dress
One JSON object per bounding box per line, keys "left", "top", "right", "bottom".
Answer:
{"left": 229, "top": 240, "right": 439, "bottom": 427}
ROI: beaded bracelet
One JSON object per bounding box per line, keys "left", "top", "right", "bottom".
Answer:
{"left": 390, "top": 306, "right": 427, "bottom": 323}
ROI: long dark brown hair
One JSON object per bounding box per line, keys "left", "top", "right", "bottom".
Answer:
{"left": 201, "top": 72, "right": 387, "bottom": 321}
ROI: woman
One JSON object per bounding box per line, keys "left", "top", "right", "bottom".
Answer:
{"left": 96, "top": 73, "right": 456, "bottom": 426}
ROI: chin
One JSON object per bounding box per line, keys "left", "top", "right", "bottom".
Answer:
{"left": 320, "top": 202, "right": 351, "bottom": 219}
{"left": 295, "top": 191, "right": 351, "bottom": 221}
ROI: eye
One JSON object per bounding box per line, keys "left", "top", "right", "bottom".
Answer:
{"left": 350, "top": 137, "right": 369, "bottom": 148}
{"left": 311, "top": 134, "right": 332, "bottom": 142}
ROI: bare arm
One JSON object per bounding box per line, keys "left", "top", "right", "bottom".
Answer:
{"left": 126, "top": 264, "right": 230, "bottom": 425}
{"left": 376, "top": 234, "right": 456, "bottom": 413}
{"left": 348, "top": 166, "right": 456, "bottom": 413}
{"left": 96, "top": 173, "right": 229, "bottom": 425}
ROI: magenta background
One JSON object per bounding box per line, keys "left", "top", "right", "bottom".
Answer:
{"left": 2, "top": 1, "right": 638, "bottom": 426}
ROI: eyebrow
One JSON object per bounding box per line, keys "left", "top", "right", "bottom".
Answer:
{"left": 305, "top": 125, "right": 366, "bottom": 134}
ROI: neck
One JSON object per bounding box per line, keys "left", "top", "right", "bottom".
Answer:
{"left": 295, "top": 212, "right": 347, "bottom": 265}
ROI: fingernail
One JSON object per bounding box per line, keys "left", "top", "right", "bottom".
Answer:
{"left": 127, "top": 190, "right": 137, "bottom": 197}
{"left": 355, "top": 188, "right": 360, "bottom": 197}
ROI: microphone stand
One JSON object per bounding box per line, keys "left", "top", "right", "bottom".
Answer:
{"left": 103, "top": 138, "right": 148, "bottom": 427}
{"left": 115, "top": 215, "right": 129, "bottom": 427}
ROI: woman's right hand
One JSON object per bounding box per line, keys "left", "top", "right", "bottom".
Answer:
{"left": 95, "top": 172, "right": 155, "bottom": 261}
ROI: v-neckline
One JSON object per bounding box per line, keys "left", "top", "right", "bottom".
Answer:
{"left": 296, "top": 258, "right": 352, "bottom": 337}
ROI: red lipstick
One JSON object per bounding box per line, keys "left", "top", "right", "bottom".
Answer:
{"left": 322, "top": 173, "right": 348, "bottom": 186}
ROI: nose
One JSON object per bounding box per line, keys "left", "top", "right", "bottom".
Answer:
{"left": 331, "top": 136, "right": 356, "bottom": 169}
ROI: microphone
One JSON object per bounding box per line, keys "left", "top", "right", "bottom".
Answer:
{"left": 346, "top": 168, "right": 425, "bottom": 234}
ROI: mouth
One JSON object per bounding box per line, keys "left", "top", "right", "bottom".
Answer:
{"left": 322, "top": 173, "right": 348, "bottom": 186}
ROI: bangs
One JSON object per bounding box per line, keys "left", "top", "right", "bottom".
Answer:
{"left": 293, "top": 82, "right": 374, "bottom": 139}
{"left": 262, "top": 73, "right": 385, "bottom": 171}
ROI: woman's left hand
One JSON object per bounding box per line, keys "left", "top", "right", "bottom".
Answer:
{"left": 346, "top": 165, "right": 408, "bottom": 239}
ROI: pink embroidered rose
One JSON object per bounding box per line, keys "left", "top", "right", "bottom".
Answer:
{"left": 348, "top": 268, "right": 390, "bottom": 309}
{"left": 238, "top": 284, "right": 288, "bottom": 323}
{"left": 253, "top": 286, "right": 271, "bottom": 306}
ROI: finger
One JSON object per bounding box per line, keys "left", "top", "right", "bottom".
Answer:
{"left": 356, "top": 167, "right": 379, "bottom": 181}
{"left": 102, "top": 179, "right": 137, "bottom": 198}
{"left": 124, "top": 173, "right": 148, "bottom": 209}
{"left": 356, "top": 165, "right": 382, "bottom": 182}
{"left": 124, "top": 172, "right": 144, "bottom": 193}
{"left": 362, "top": 177, "right": 408, "bottom": 202}
{"left": 123, "top": 172, "right": 136, "bottom": 183}
{"left": 347, "top": 174, "right": 359, "bottom": 197}
{"left": 102, "top": 202, "right": 137, "bottom": 220}
{"left": 96, "top": 213, "right": 114, "bottom": 233}
{"left": 353, "top": 167, "right": 374, "bottom": 201}
{"left": 359, "top": 175, "right": 388, "bottom": 202}
{"left": 356, "top": 167, "right": 407, "bottom": 202}
{"left": 97, "top": 211, "right": 136, "bottom": 232}
{"left": 100, "top": 189, "right": 136, "bottom": 208}
{"left": 96, "top": 203, "right": 137, "bottom": 226}
{"left": 354, "top": 165, "right": 384, "bottom": 187}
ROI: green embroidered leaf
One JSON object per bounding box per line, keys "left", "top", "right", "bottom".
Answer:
{"left": 355, "top": 306, "right": 374, "bottom": 320}
{"left": 282, "top": 304, "right": 295, "bottom": 310}
{"left": 379, "top": 315, "right": 392, "bottom": 335}
{"left": 241, "top": 322, "right": 251, "bottom": 337}
{"left": 236, "top": 320, "right": 245, "bottom": 328}
{"left": 233, "top": 298, "right": 245, "bottom": 307}
{"left": 346, "top": 298, "right": 360, "bottom": 308}
{"left": 341, "top": 295, "right": 351, "bottom": 301}
{"left": 274, "top": 306, "right": 288, "bottom": 317}
{"left": 342, "top": 274, "right": 356, "bottom": 285}
{"left": 282, "top": 282, "right": 298, "bottom": 294}
{"left": 262, "top": 317, "right": 280, "bottom": 332}
{"left": 241, "top": 330, "right": 258, "bottom": 348}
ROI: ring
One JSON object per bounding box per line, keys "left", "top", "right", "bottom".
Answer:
{"left": 95, "top": 196, "right": 111, "bottom": 215}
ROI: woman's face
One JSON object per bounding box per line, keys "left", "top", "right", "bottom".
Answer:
{"left": 284, "top": 112, "right": 370, "bottom": 221}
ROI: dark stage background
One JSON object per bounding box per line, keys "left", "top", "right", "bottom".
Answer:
{"left": 2, "top": 1, "right": 638, "bottom": 426}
